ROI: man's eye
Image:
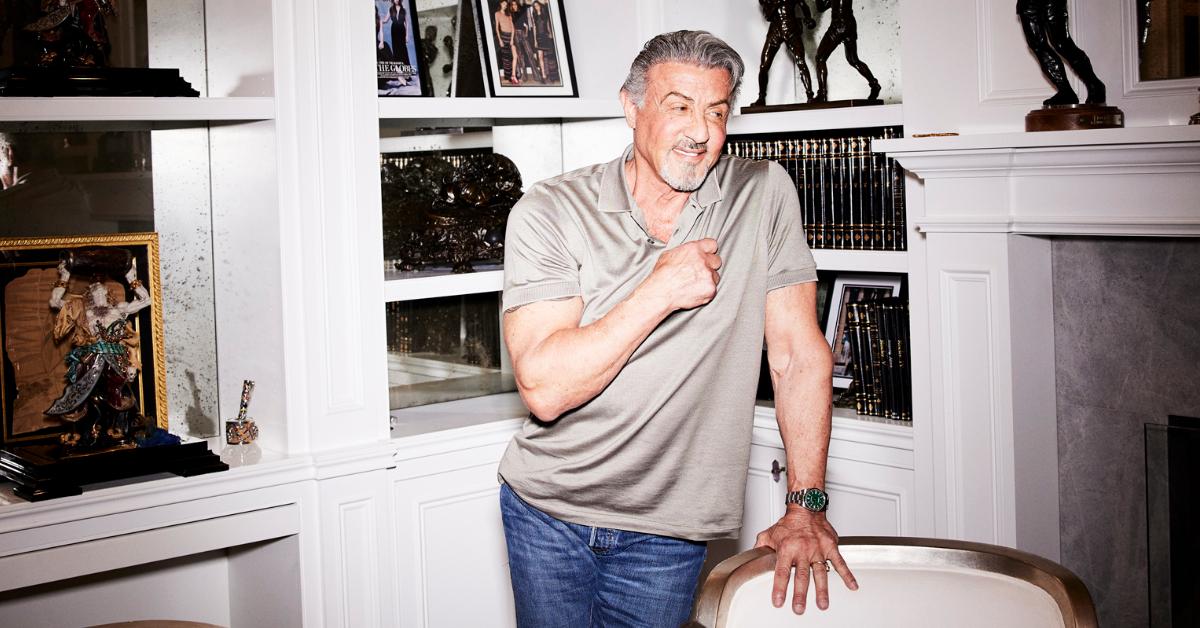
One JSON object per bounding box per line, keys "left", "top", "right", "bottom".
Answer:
{"left": 709, "top": 110, "right": 726, "bottom": 120}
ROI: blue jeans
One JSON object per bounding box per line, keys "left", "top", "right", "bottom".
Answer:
{"left": 500, "top": 483, "right": 707, "bottom": 628}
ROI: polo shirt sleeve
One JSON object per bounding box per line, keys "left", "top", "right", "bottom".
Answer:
{"left": 502, "top": 185, "right": 582, "bottom": 312}
{"left": 764, "top": 160, "right": 818, "bottom": 291}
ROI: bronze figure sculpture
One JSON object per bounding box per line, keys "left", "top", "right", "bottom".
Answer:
{"left": 750, "top": 0, "right": 817, "bottom": 107}
{"left": 813, "top": 0, "right": 880, "bottom": 102}
{"left": 1017, "top": 0, "right": 1123, "bottom": 130}
{"left": 1017, "top": 0, "right": 1104, "bottom": 106}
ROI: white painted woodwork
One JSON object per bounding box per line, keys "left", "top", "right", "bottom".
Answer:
{"left": 391, "top": 413, "right": 521, "bottom": 628}
{"left": 273, "top": 0, "right": 392, "bottom": 452}
{"left": 881, "top": 125, "right": 1200, "bottom": 561}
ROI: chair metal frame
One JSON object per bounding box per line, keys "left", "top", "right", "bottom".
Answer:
{"left": 690, "top": 536, "right": 1098, "bottom": 628}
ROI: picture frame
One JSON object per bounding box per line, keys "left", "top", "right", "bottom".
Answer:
{"left": 824, "top": 273, "right": 903, "bottom": 388}
{"left": 0, "top": 233, "right": 167, "bottom": 446}
{"left": 474, "top": 0, "right": 577, "bottom": 97}
{"left": 377, "top": 0, "right": 432, "bottom": 97}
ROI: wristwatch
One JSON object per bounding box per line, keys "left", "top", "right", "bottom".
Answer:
{"left": 785, "top": 488, "right": 829, "bottom": 513}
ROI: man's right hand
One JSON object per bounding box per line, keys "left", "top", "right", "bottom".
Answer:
{"left": 646, "top": 238, "right": 721, "bottom": 311}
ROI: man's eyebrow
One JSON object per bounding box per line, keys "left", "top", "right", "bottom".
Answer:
{"left": 659, "top": 92, "right": 730, "bottom": 109}
{"left": 660, "top": 91, "right": 694, "bottom": 103}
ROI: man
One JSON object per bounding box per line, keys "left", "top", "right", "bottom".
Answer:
{"left": 498, "top": 30, "right": 857, "bottom": 627}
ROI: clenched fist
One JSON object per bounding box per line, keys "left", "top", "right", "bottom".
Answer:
{"left": 646, "top": 238, "right": 722, "bottom": 311}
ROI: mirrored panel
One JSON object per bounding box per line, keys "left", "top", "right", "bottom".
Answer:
{"left": 386, "top": 292, "right": 514, "bottom": 410}
{"left": 1139, "top": 0, "right": 1200, "bottom": 80}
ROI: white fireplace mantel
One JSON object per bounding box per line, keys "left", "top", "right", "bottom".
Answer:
{"left": 877, "top": 125, "right": 1200, "bottom": 236}
{"left": 876, "top": 126, "right": 1200, "bottom": 563}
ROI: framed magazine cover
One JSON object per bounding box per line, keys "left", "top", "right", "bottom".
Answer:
{"left": 824, "top": 274, "right": 902, "bottom": 388}
{"left": 377, "top": 0, "right": 432, "bottom": 96}
{"left": 474, "top": 0, "right": 577, "bottom": 97}
{"left": 0, "top": 233, "right": 167, "bottom": 446}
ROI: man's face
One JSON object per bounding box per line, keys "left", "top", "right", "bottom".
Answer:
{"left": 623, "top": 62, "right": 732, "bottom": 193}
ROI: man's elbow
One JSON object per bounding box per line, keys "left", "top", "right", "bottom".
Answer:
{"left": 515, "top": 381, "right": 567, "bottom": 423}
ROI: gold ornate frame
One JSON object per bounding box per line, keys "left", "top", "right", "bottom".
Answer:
{"left": 0, "top": 232, "right": 167, "bottom": 445}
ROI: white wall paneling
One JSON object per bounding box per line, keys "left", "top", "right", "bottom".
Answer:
{"left": 274, "top": 0, "right": 391, "bottom": 451}
{"left": 317, "top": 469, "right": 399, "bottom": 628}
{"left": 391, "top": 419, "right": 520, "bottom": 627}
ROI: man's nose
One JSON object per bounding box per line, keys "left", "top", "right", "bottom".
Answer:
{"left": 684, "top": 111, "right": 710, "bottom": 146}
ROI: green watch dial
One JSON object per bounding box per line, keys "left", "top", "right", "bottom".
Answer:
{"left": 801, "top": 488, "right": 828, "bottom": 512}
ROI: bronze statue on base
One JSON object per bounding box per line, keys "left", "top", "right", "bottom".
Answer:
{"left": 813, "top": 0, "right": 880, "bottom": 103}
{"left": 1018, "top": 0, "right": 1123, "bottom": 131}
{"left": 750, "top": 0, "right": 817, "bottom": 108}
{"left": 743, "top": 0, "right": 882, "bottom": 114}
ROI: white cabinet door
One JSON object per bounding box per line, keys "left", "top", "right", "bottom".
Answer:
{"left": 825, "top": 456, "right": 915, "bottom": 537}
{"left": 392, "top": 455, "right": 516, "bottom": 628}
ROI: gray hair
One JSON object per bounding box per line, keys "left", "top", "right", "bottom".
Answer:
{"left": 621, "top": 30, "right": 744, "bottom": 107}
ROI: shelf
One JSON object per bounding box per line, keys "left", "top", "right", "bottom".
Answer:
{"left": 378, "top": 97, "right": 622, "bottom": 122}
{"left": 728, "top": 103, "right": 904, "bottom": 136}
{"left": 0, "top": 97, "right": 275, "bottom": 123}
{"left": 812, "top": 249, "right": 909, "bottom": 273}
{"left": 874, "top": 124, "right": 1200, "bottom": 154}
{"left": 383, "top": 267, "right": 502, "bottom": 302}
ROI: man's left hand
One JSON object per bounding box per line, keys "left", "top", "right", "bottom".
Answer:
{"left": 754, "top": 510, "right": 857, "bottom": 614}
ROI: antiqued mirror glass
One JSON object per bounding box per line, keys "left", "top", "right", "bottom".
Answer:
{"left": 1139, "top": 0, "right": 1200, "bottom": 80}
{"left": 385, "top": 292, "right": 515, "bottom": 410}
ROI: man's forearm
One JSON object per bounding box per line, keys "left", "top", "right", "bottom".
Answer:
{"left": 771, "top": 348, "right": 833, "bottom": 493}
{"left": 510, "top": 283, "right": 671, "bottom": 421}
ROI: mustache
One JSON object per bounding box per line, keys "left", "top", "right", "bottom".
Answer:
{"left": 674, "top": 139, "right": 708, "bottom": 152}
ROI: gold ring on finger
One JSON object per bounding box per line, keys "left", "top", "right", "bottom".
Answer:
{"left": 811, "top": 559, "right": 831, "bottom": 572}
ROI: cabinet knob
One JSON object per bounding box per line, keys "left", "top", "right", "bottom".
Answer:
{"left": 771, "top": 459, "right": 785, "bottom": 483}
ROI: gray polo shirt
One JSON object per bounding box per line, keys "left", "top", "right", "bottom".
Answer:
{"left": 499, "top": 145, "right": 817, "bottom": 541}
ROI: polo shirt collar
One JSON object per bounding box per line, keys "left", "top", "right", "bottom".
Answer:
{"left": 597, "top": 144, "right": 724, "bottom": 213}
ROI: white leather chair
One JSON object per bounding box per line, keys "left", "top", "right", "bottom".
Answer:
{"left": 690, "top": 536, "right": 1098, "bottom": 628}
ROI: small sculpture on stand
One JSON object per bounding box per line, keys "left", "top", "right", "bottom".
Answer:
{"left": 1018, "top": 0, "right": 1123, "bottom": 131}
{"left": 17, "top": 0, "right": 118, "bottom": 68}
{"left": 0, "top": 0, "right": 198, "bottom": 96}
{"left": 45, "top": 250, "right": 176, "bottom": 453}
{"left": 1190, "top": 88, "right": 1200, "bottom": 125}
{"left": 750, "top": 0, "right": 818, "bottom": 108}
{"left": 812, "top": 0, "right": 880, "bottom": 103}
{"left": 743, "top": 0, "right": 883, "bottom": 113}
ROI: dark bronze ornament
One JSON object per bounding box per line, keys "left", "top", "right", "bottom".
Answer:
{"left": 382, "top": 153, "right": 523, "bottom": 273}
{"left": 1018, "top": 0, "right": 1123, "bottom": 131}
{"left": 743, "top": 0, "right": 882, "bottom": 114}
{"left": 813, "top": 0, "right": 880, "bottom": 103}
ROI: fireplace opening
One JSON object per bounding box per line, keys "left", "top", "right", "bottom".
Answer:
{"left": 1145, "top": 415, "right": 1200, "bottom": 628}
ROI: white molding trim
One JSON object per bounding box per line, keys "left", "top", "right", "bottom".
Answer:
{"left": 414, "top": 486, "right": 501, "bottom": 626}
{"left": 312, "top": 441, "right": 398, "bottom": 480}
{"left": 826, "top": 481, "right": 906, "bottom": 533}
{"left": 336, "top": 498, "right": 382, "bottom": 628}
{"left": 939, "top": 271, "right": 999, "bottom": 541}
{"left": 1120, "top": 0, "right": 1200, "bottom": 98}
{"left": 917, "top": 217, "right": 1200, "bottom": 237}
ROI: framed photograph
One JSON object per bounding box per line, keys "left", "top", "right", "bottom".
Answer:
{"left": 0, "top": 233, "right": 167, "bottom": 446}
{"left": 824, "top": 274, "right": 902, "bottom": 388}
{"left": 474, "top": 0, "right": 577, "bottom": 97}
{"left": 377, "top": 0, "right": 432, "bottom": 96}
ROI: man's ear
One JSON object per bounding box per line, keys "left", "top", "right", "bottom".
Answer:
{"left": 619, "top": 89, "right": 638, "bottom": 130}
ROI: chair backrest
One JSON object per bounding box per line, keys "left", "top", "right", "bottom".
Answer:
{"left": 690, "top": 536, "right": 1098, "bottom": 628}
